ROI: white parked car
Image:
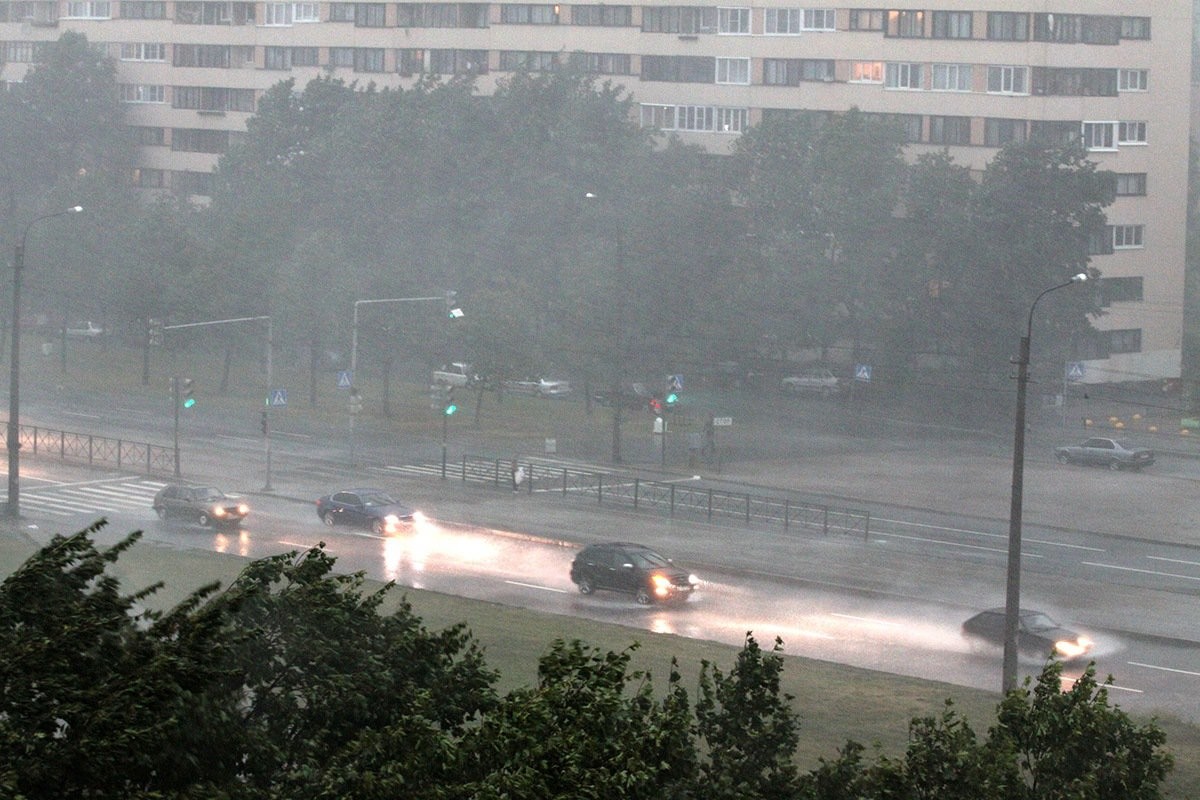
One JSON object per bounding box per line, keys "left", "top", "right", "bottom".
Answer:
{"left": 432, "top": 362, "right": 478, "bottom": 388}
{"left": 781, "top": 368, "right": 840, "bottom": 397}
{"left": 503, "top": 376, "right": 573, "bottom": 397}
{"left": 65, "top": 321, "right": 103, "bottom": 338}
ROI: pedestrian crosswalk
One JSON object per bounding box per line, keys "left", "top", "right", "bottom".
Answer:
{"left": 20, "top": 476, "right": 166, "bottom": 518}
{"left": 373, "top": 455, "right": 611, "bottom": 481}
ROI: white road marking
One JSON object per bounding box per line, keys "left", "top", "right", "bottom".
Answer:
{"left": 505, "top": 580, "right": 568, "bottom": 593}
{"left": 1147, "top": 555, "right": 1200, "bottom": 568}
{"left": 1081, "top": 561, "right": 1200, "bottom": 582}
{"left": 1127, "top": 661, "right": 1200, "bottom": 677}
{"left": 879, "top": 517, "right": 1105, "bottom": 552}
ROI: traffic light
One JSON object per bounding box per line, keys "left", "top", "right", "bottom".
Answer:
{"left": 431, "top": 384, "right": 457, "bottom": 415}
{"left": 665, "top": 391, "right": 679, "bottom": 407}
{"left": 260, "top": 410, "right": 268, "bottom": 435}
{"left": 181, "top": 378, "right": 195, "bottom": 408}
{"left": 445, "top": 290, "right": 463, "bottom": 319}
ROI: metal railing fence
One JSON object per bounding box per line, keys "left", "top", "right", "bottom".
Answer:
{"left": 1, "top": 423, "right": 174, "bottom": 475}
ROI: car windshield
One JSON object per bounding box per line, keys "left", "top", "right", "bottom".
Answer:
{"left": 630, "top": 549, "right": 672, "bottom": 569}
{"left": 1113, "top": 440, "right": 1136, "bottom": 450}
{"left": 1021, "top": 612, "right": 1059, "bottom": 632}
{"left": 360, "top": 491, "right": 398, "bottom": 507}
{"left": 196, "top": 487, "right": 225, "bottom": 501}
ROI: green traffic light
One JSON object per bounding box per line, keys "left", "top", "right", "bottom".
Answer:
{"left": 666, "top": 392, "right": 678, "bottom": 404}
{"left": 183, "top": 398, "right": 196, "bottom": 408}
{"left": 445, "top": 403, "right": 458, "bottom": 416}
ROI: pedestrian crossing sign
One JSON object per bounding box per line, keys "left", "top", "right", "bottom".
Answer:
{"left": 1066, "top": 362, "right": 1085, "bottom": 381}
{"left": 269, "top": 389, "right": 288, "bottom": 407}
{"left": 337, "top": 370, "right": 352, "bottom": 388}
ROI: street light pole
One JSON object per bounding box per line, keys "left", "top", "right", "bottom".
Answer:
{"left": 6, "top": 206, "right": 82, "bottom": 519}
{"left": 1003, "top": 272, "right": 1088, "bottom": 693}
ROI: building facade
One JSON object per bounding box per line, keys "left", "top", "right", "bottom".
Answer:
{"left": 1, "top": 1, "right": 1193, "bottom": 384}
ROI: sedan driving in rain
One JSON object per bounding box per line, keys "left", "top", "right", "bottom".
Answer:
{"left": 1054, "top": 437, "right": 1155, "bottom": 471}
{"left": 962, "top": 608, "right": 1094, "bottom": 661}
{"left": 153, "top": 484, "right": 249, "bottom": 527}
{"left": 315, "top": 488, "right": 416, "bottom": 534}
{"left": 570, "top": 542, "right": 699, "bottom": 605}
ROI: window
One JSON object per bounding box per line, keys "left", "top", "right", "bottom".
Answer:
{"left": 65, "top": 0, "right": 110, "bottom": 18}
{"left": 397, "top": 48, "right": 425, "bottom": 73}
{"left": 987, "top": 65, "right": 1027, "bottom": 94}
{"left": 329, "top": 3, "right": 354, "bottom": 20}
{"left": 931, "top": 10, "right": 970, "bottom": 39}
{"left": 986, "top": 11, "right": 1027, "bottom": 40}
{"left": 571, "top": 5, "right": 630, "bottom": 26}
{"left": 848, "top": 8, "right": 883, "bottom": 31}
{"left": 638, "top": 104, "right": 745, "bottom": 133}
{"left": 718, "top": 7, "right": 748, "bottom": 33}
{"left": 355, "top": 3, "right": 386, "bottom": 26}
{"left": 132, "top": 168, "right": 165, "bottom": 188}
{"left": 642, "top": 6, "right": 716, "bottom": 33}
{"left": 428, "top": 49, "right": 486, "bottom": 73}
{"left": 1118, "top": 121, "right": 1147, "bottom": 144}
{"left": 928, "top": 116, "right": 970, "bottom": 145}
{"left": 764, "top": 8, "right": 801, "bottom": 34}
{"left": 640, "top": 103, "right": 676, "bottom": 130}
{"left": 850, "top": 61, "right": 882, "bottom": 83}
{"left": 499, "top": 51, "right": 557, "bottom": 70}
{"left": 885, "top": 9, "right": 923, "bottom": 38}
{"left": 263, "top": 2, "right": 317, "bottom": 24}
{"left": 1081, "top": 121, "right": 1116, "bottom": 150}
{"left": 567, "top": 51, "right": 632, "bottom": 74}
{"left": 1030, "top": 121, "right": 1079, "bottom": 146}
{"left": 135, "top": 126, "right": 166, "bottom": 145}
{"left": 396, "top": 4, "right": 487, "bottom": 27}
{"left": 984, "top": 118, "right": 1027, "bottom": 147}
{"left": 174, "top": 170, "right": 214, "bottom": 197}
{"left": 641, "top": 55, "right": 715, "bottom": 83}
{"left": 716, "top": 107, "right": 748, "bottom": 133}
{"left": 931, "top": 63, "right": 970, "bottom": 91}
{"left": 802, "top": 8, "right": 834, "bottom": 31}
{"left": 1114, "top": 173, "right": 1147, "bottom": 196}
{"left": 121, "top": 43, "right": 166, "bottom": 61}
{"left": 174, "top": 45, "right": 231, "bottom": 68}
{"left": 716, "top": 57, "right": 750, "bottom": 84}
{"left": 764, "top": 58, "right": 835, "bottom": 84}
{"left": 120, "top": 83, "right": 165, "bottom": 103}
{"left": 264, "top": 46, "right": 318, "bottom": 68}
{"left": 328, "top": 47, "right": 355, "bottom": 67}
{"left": 1106, "top": 329, "right": 1142, "bottom": 354}
{"left": 1099, "top": 277, "right": 1143, "bottom": 306}
{"left": 1118, "top": 69, "right": 1147, "bottom": 92}
{"left": 172, "top": 86, "right": 256, "bottom": 112}
{"left": 174, "top": 1, "right": 254, "bottom": 23}
{"left": 4, "top": 42, "right": 41, "bottom": 62}
{"left": 353, "top": 48, "right": 385, "bottom": 71}
{"left": 1031, "top": 67, "right": 1117, "bottom": 97}
{"left": 172, "top": 128, "right": 230, "bottom": 154}
{"left": 499, "top": 4, "right": 558, "bottom": 23}
{"left": 866, "top": 112, "right": 921, "bottom": 142}
{"left": 1112, "top": 224, "right": 1144, "bottom": 249}
{"left": 121, "top": 1, "right": 166, "bottom": 18}
{"left": 1032, "top": 13, "right": 1117, "bottom": 44}
{"left": 1120, "top": 16, "right": 1150, "bottom": 40}
{"left": 885, "top": 62, "right": 922, "bottom": 90}
{"left": 1087, "top": 227, "right": 1113, "bottom": 256}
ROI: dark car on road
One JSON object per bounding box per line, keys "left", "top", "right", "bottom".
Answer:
{"left": 1054, "top": 437, "right": 1155, "bottom": 471}
{"left": 153, "top": 484, "right": 248, "bottom": 527}
{"left": 962, "top": 608, "right": 1093, "bottom": 661}
{"left": 570, "top": 542, "right": 698, "bottom": 605}
{"left": 315, "top": 488, "right": 416, "bottom": 534}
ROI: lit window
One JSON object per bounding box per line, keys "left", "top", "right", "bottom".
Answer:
{"left": 850, "top": 61, "right": 882, "bottom": 83}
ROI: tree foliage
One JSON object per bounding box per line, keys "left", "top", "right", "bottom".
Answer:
{"left": 0, "top": 525, "right": 1174, "bottom": 799}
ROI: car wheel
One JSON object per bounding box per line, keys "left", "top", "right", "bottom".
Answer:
{"left": 371, "top": 519, "right": 385, "bottom": 535}
{"left": 155, "top": 507, "right": 167, "bottom": 520}
{"left": 322, "top": 511, "right": 336, "bottom": 527}
{"left": 198, "top": 512, "right": 210, "bottom": 527}
{"left": 578, "top": 577, "right": 595, "bottom": 595}
{"left": 635, "top": 587, "right": 653, "bottom": 606}
{"left": 1108, "top": 460, "right": 1122, "bottom": 471}
{"left": 1056, "top": 453, "right": 1070, "bottom": 464}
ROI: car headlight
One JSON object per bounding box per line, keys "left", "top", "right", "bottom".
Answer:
{"left": 237, "top": 504, "right": 249, "bottom": 515}
{"left": 1055, "top": 637, "right": 1093, "bottom": 658}
{"left": 688, "top": 574, "right": 699, "bottom": 585}
{"left": 212, "top": 506, "right": 227, "bottom": 517}
{"left": 651, "top": 574, "right": 673, "bottom": 596}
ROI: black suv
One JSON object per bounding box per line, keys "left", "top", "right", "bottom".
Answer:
{"left": 570, "top": 542, "right": 698, "bottom": 605}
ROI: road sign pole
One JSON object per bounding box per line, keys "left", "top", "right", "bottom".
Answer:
{"left": 172, "top": 376, "right": 181, "bottom": 477}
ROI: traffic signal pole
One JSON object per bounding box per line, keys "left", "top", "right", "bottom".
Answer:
{"left": 171, "top": 376, "right": 181, "bottom": 477}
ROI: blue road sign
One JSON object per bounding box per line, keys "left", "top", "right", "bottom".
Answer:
{"left": 269, "top": 389, "right": 288, "bottom": 407}
{"left": 337, "top": 370, "right": 352, "bottom": 388}
{"left": 668, "top": 374, "right": 683, "bottom": 391}
{"left": 855, "top": 364, "right": 872, "bottom": 382}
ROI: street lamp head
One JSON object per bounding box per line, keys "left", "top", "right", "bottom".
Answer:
{"left": 584, "top": 192, "right": 597, "bottom": 200}
{"left": 69, "top": 206, "right": 83, "bottom": 213}
{"left": 1070, "top": 272, "right": 1088, "bottom": 283}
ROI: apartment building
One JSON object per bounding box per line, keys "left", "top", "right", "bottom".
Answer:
{"left": 0, "top": 2, "right": 1194, "bottom": 384}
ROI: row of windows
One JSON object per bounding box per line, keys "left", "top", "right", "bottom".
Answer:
{"left": 0, "top": 2, "right": 1153, "bottom": 41}
{"left": 121, "top": 83, "right": 256, "bottom": 110}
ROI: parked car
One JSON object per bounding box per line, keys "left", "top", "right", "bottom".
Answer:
{"left": 592, "top": 382, "right": 655, "bottom": 410}
{"left": 781, "top": 368, "right": 840, "bottom": 397}
{"left": 1054, "top": 437, "right": 1155, "bottom": 471}
{"left": 152, "top": 484, "right": 249, "bottom": 527}
{"left": 65, "top": 320, "right": 103, "bottom": 338}
{"left": 962, "top": 608, "right": 1094, "bottom": 661}
{"left": 570, "top": 542, "right": 699, "bottom": 605}
{"left": 503, "top": 376, "right": 572, "bottom": 397}
{"left": 432, "top": 362, "right": 478, "bottom": 388}
{"left": 315, "top": 488, "right": 415, "bottom": 534}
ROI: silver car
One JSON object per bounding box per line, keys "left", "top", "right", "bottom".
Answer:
{"left": 1054, "top": 437, "right": 1155, "bottom": 471}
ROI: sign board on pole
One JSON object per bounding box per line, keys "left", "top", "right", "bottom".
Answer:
{"left": 855, "top": 364, "right": 872, "bottom": 382}
{"left": 269, "top": 389, "right": 288, "bottom": 407}
{"left": 1065, "top": 362, "right": 1085, "bottom": 382}
{"left": 337, "top": 370, "right": 352, "bottom": 388}
{"left": 712, "top": 416, "right": 733, "bottom": 427}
